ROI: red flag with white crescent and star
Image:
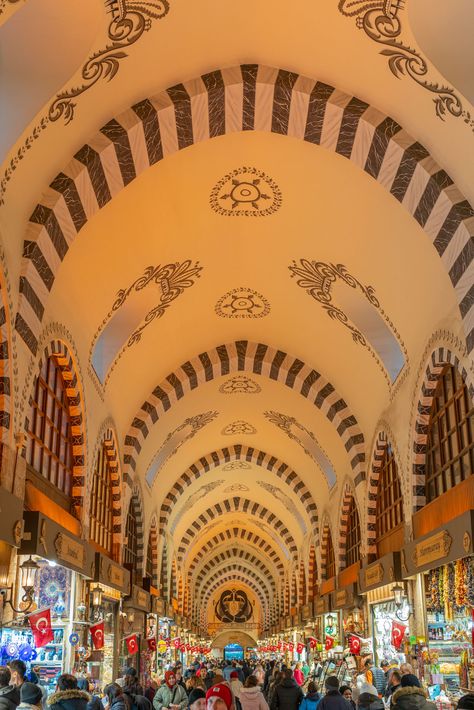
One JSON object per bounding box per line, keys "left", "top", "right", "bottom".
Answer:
{"left": 90, "top": 620, "right": 105, "bottom": 650}
{"left": 391, "top": 621, "right": 407, "bottom": 650}
{"left": 147, "top": 637, "right": 157, "bottom": 652}
{"left": 126, "top": 634, "right": 139, "bottom": 655}
{"left": 27, "top": 608, "right": 54, "bottom": 648}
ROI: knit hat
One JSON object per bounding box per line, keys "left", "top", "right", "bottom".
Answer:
{"left": 458, "top": 695, "right": 474, "bottom": 710}
{"left": 325, "top": 676, "right": 339, "bottom": 690}
{"left": 359, "top": 683, "right": 379, "bottom": 697}
{"left": 230, "top": 672, "right": 239, "bottom": 679}
{"left": 400, "top": 674, "right": 420, "bottom": 688}
{"left": 20, "top": 682, "right": 43, "bottom": 706}
{"left": 206, "top": 683, "right": 233, "bottom": 710}
{"left": 188, "top": 689, "right": 206, "bottom": 708}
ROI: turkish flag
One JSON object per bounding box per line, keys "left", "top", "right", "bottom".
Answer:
{"left": 309, "top": 637, "right": 318, "bottom": 649}
{"left": 391, "top": 621, "right": 407, "bottom": 649}
{"left": 277, "top": 641, "right": 283, "bottom": 650}
{"left": 126, "top": 634, "right": 139, "bottom": 655}
{"left": 288, "top": 642, "right": 294, "bottom": 652}
{"left": 147, "top": 637, "right": 157, "bottom": 652}
{"left": 325, "top": 636, "right": 334, "bottom": 651}
{"left": 27, "top": 608, "right": 54, "bottom": 648}
{"left": 173, "top": 637, "right": 181, "bottom": 649}
{"left": 90, "top": 620, "right": 105, "bottom": 649}
{"left": 349, "top": 635, "right": 361, "bottom": 655}
{"left": 186, "top": 643, "right": 191, "bottom": 651}
{"left": 296, "top": 642, "right": 304, "bottom": 654}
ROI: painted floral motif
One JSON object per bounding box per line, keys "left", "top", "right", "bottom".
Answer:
{"left": 210, "top": 167, "right": 282, "bottom": 217}
{"left": 221, "top": 421, "right": 257, "bottom": 436}
{"left": 215, "top": 288, "right": 270, "bottom": 319}
{"left": 219, "top": 375, "right": 261, "bottom": 394}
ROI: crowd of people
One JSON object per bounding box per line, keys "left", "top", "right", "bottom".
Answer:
{"left": 0, "top": 657, "right": 472, "bottom": 710}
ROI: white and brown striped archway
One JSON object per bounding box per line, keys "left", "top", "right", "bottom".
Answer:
{"left": 16, "top": 65, "right": 473, "bottom": 359}
{"left": 187, "top": 531, "right": 285, "bottom": 578}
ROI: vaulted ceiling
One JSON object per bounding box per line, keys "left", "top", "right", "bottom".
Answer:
{"left": 1, "top": 0, "right": 472, "bottom": 628}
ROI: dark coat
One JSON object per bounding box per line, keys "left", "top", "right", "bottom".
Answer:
{"left": 271, "top": 678, "right": 304, "bottom": 710}
{"left": 110, "top": 698, "right": 128, "bottom": 710}
{"left": 318, "top": 691, "right": 349, "bottom": 710}
{"left": 357, "top": 693, "right": 384, "bottom": 710}
{"left": 0, "top": 686, "right": 20, "bottom": 710}
{"left": 86, "top": 698, "right": 101, "bottom": 710}
{"left": 392, "top": 688, "right": 436, "bottom": 710}
{"left": 47, "top": 690, "right": 90, "bottom": 710}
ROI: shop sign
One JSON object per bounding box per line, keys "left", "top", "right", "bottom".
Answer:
{"left": 365, "top": 563, "right": 384, "bottom": 588}
{"left": 285, "top": 615, "right": 292, "bottom": 628}
{"left": 108, "top": 562, "right": 128, "bottom": 590}
{"left": 301, "top": 604, "right": 311, "bottom": 620}
{"left": 335, "top": 589, "right": 347, "bottom": 607}
{"left": 0, "top": 486, "right": 23, "bottom": 548}
{"left": 166, "top": 603, "right": 174, "bottom": 619}
{"left": 413, "top": 530, "right": 452, "bottom": 567}
{"left": 153, "top": 597, "right": 166, "bottom": 615}
{"left": 54, "top": 532, "right": 84, "bottom": 568}
{"left": 314, "top": 596, "right": 329, "bottom": 615}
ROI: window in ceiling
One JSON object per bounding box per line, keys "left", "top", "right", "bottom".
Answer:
{"left": 90, "top": 444, "right": 114, "bottom": 556}
{"left": 375, "top": 442, "right": 403, "bottom": 542}
{"left": 289, "top": 260, "right": 407, "bottom": 387}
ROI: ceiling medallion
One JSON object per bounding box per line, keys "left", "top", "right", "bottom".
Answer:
{"left": 222, "top": 461, "right": 251, "bottom": 471}
{"left": 210, "top": 167, "right": 282, "bottom": 217}
{"left": 219, "top": 375, "right": 261, "bottom": 394}
{"left": 222, "top": 421, "right": 257, "bottom": 436}
{"left": 215, "top": 288, "right": 270, "bottom": 319}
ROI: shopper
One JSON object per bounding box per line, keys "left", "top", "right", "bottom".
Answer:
{"left": 391, "top": 676, "right": 435, "bottom": 710}
{"left": 0, "top": 667, "right": 20, "bottom": 710}
{"left": 398, "top": 666, "right": 412, "bottom": 679}
{"left": 153, "top": 672, "right": 188, "bottom": 710}
{"left": 362, "top": 662, "right": 385, "bottom": 697}
{"left": 103, "top": 685, "right": 127, "bottom": 710}
{"left": 205, "top": 684, "right": 233, "bottom": 710}
{"left": 339, "top": 687, "right": 355, "bottom": 710}
{"left": 229, "top": 673, "right": 243, "bottom": 705}
{"left": 316, "top": 677, "right": 347, "bottom": 710}
{"left": 301, "top": 664, "right": 310, "bottom": 683}
{"left": 356, "top": 684, "right": 383, "bottom": 710}
{"left": 47, "top": 675, "right": 89, "bottom": 710}
{"left": 457, "top": 695, "right": 474, "bottom": 710}
{"left": 270, "top": 669, "right": 303, "bottom": 710}
{"left": 188, "top": 690, "right": 206, "bottom": 710}
{"left": 17, "top": 684, "right": 43, "bottom": 710}
{"left": 7, "top": 664, "right": 26, "bottom": 690}
{"left": 384, "top": 671, "right": 401, "bottom": 705}
{"left": 76, "top": 679, "right": 100, "bottom": 710}
{"left": 292, "top": 666, "right": 304, "bottom": 689}
{"left": 266, "top": 673, "right": 282, "bottom": 710}
{"left": 299, "top": 682, "right": 321, "bottom": 710}
{"left": 198, "top": 672, "right": 213, "bottom": 693}
{"left": 239, "top": 677, "right": 268, "bottom": 710}
{"left": 124, "top": 670, "right": 144, "bottom": 699}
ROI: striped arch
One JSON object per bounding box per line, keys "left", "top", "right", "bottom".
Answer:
{"left": 125, "top": 342, "right": 365, "bottom": 486}
{"left": 192, "top": 549, "right": 278, "bottom": 592}
{"left": 186, "top": 528, "right": 285, "bottom": 577}
{"left": 298, "top": 560, "right": 306, "bottom": 606}
{"left": 338, "top": 480, "right": 361, "bottom": 568}
{"left": 199, "top": 568, "right": 270, "bottom": 607}
{"left": 201, "top": 578, "right": 267, "bottom": 619}
{"left": 308, "top": 544, "right": 317, "bottom": 599}
{"left": 0, "top": 274, "right": 11, "bottom": 444}
{"left": 16, "top": 65, "right": 473, "bottom": 359}
{"left": 284, "top": 580, "right": 289, "bottom": 615}
{"left": 160, "top": 542, "right": 168, "bottom": 599}
{"left": 146, "top": 515, "right": 159, "bottom": 588}
{"left": 413, "top": 346, "right": 474, "bottom": 510}
{"left": 320, "top": 517, "right": 337, "bottom": 580}
{"left": 159, "top": 444, "right": 319, "bottom": 542}
{"left": 24, "top": 339, "right": 85, "bottom": 516}
{"left": 176, "top": 499, "right": 298, "bottom": 561}
{"left": 124, "top": 484, "right": 145, "bottom": 575}
{"left": 291, "top": 571, "right": 298, "bottom": 608}
{"left": 91, "top": 424, "right": 123, "bottom": 556}
{"left": 195, "top": 560, "right": 275, "bottom": 604}
{"left": 177, "top": 572, "right": 183, "bottom": 613}
{"left": 170, "top": 558, "right": 178, "bottom": 600}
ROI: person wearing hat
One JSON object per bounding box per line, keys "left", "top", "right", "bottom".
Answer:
{"left": 316, "top": 677, "right": 347, "bottom": 710}
{"left": 229, "top": 673, "right": 243, "bottom": 706}
{"left": 205, "top": 684, "right": 233, "bottom": 710}
{"left": 17, "top": 683, "right": 43, "bottom": 710}
{"left": 391, "top": 675, "right": 435, "bottom": 710}
{"left": 153, "top": 672, "right": 188, "bottom": 710}
{"left": 188, "top": 690, "right": 206, "bottom": 710}
{"left": 356, "top": 683, "right": 383, "bottom": 710}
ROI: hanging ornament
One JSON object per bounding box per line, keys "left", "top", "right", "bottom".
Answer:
{"left": 69, "top": 633, "right": 79, "bottom": 646}
{"left": 6, "top": 643, "right": 18, "bottom": 658}
{"left": 18, "top": 644, "right": 34, "bottom": 662}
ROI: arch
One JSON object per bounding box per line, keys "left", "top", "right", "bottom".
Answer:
{"left": 125, "top": 342, "right": 365, "bottom": 485}
{"left": 320, "top": 517, "right": 337, "bottom": 580}
{"left": 338, "top": 480, "right": 360, "bottom": 567}
{"left": 413, "top": 346, "right": 474, "bottom": 512}
{"left": 15, "top": 65, "right": 473, "bottom": 359}
{"left": 159, "top": 443, "right": 319, "bottom": 542}
{"left": 193, "top": 549, "right": 277, "bottom": 593}
{"left": 200, "top": 569, "right": 269, "bottom": 609}
{"left": 186, "top": 528, "right": 285, "bottom": 576}
{"left": 211, "top": 629, "right": 259, "bottom": 649}
{"left": 196, "top": 560, "right": 274, "bottom": 605}
{"left": 123, "top": 483, "right": 145, "bottom": 575}
{"left": 160, "top": 540, "right": 168, "bottom": 599}
{"left": 23, "top": 338, "right": 86, "bottom": 516}
{"left": 298, "top": 560, "right": 306, "bottom": 606}
{"left": 413, "top": 346, "right": 474, "bottom": 510}
{"left": 170, "top": 558, "right": 178, "bottom": 600}
{"left": 146, "top": 514, "right": 159, "bottom": 587}
{"left": 308, "top": 544, "right": 317, "bottom": 599}
{"left": 176, "top": 499, "right": 298, "bottom": 561}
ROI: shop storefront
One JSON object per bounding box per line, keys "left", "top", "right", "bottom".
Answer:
{"left": 402, "top": 510, "right": 474, "bottom": 696}
{"left": 358, "top": 552, "right": 410, "bottom": 667}
{"left": 121, "top": 584, "right": 150, "bottom": 683}
{"left": 333, "top": 583, "right": 367, "bottom": 651}
{"left": 10, "top": 511, "right": 95, "bottom": 693}
{"left": 87, "top": 552, "right": 130, "bottom": 690}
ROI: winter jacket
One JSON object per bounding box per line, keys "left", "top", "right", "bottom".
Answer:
{"left": 230, "top": 681, "right": 244, "bottom": 700}
{"left": 317, "top": 691, "right": 349, "bottom": 710}
{"left": 110, "top": 698, "right": 128, "bottom": 710}
{"left": 391, "top": 688, "right": 435, "bottom": 710}
{"left": 47, "top": 690, "right": 90, "bottom": 710}
{"left": 357, "top": 693, "right": 384, "bottom": 710}
{"left": 240, "top": 687, "right": 269, "bottom": 710}
{"left": 86, "top": 697, "right": 101, "bottom": 710}
{"left": 153, "top": 685, "right": 187, "bottom": 710}
{"left": 0, "top": 685, "right": 20, "bottom": 710}
{"left": 17, "top": 704, "right": 41, "bottom": 710}
{"left": 299, "top": 692, "right": 321, "bottom": 710}
{"left": 293, "top": 672, "right": 304, "bottom": 688}
{"left": 365, "top": 670, "right": 385, "bottom": 697}
{"left": 270, "top": 678, "right": 304, "bottom": 710}
{"left": 124, "top": 686, "right": 144, "bottom": 701}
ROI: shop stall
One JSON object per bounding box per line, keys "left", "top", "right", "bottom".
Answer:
{"left": 358, "top": 552, "right": 410, "bottom": 666}
{"left": 9, "top": 511, "right": 96, "bottom": 693}
{"left": 120, "top": 584, "right": 150, "bottom": 682}
{"left": 402, "top": 510, "right": 474, "bottom": 697}
{"left": 86, "top": 552, "right": 130, "bottom": 690}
